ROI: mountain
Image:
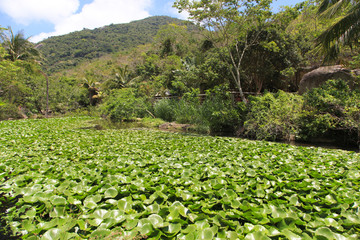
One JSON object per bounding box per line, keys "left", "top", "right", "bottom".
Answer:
{"left": 38, "top": 16, "right": 188, "bottom": 73}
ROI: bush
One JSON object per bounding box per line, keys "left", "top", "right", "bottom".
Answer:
{"left": 200, "top": 87, "right": 242, "bottom": 135}
{"left": 0, "top": 102, "right": 22, "bottom": 120}
{"left": 100, "top": 88, "right": 148, "bottom": 122}
{"left": 243, "top": 91, "right": 303, "bottom": 141}
{"left": 154, "top": 99, "right": 176, "bottom": 122}
{"left": 173, "top": 99, "right": 201, "bottom": 124}
{"left": 298, "top": 79, "right": 360, "bottom": 145}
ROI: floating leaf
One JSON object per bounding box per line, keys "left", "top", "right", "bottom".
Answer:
{"left": 90, "top": 229, "right": 111, "bottom": 239}
{"left": 118, "top": 199, "right": 132, "bottom": 212}
{"left": 148, "top": 214, "right": 164, "bottom": 228}
{"left": 50, "top": 196, "right": 67, "bottom": 206}
{"left": 198, "top": 228, "right": 216, "bottom": 240}
{"left": 166, "top": 223, "right": 181, "bottom": 234}
{"left": 41, "top": 228, "right": 62, "bottom": 240}
{"left": 104, "top": 188, "right": 118, "bottom": 198}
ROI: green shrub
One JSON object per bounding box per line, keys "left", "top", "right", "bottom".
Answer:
{"left": 100, "top": 88, "right": 148, "bottom": 122}
{"left": 173, "top": 99, "right": 201, "bottom": 124}
{"left": 243, "top": 91, "right": 303, "bottom": 141}
{"left": 154, "top": 99, "right": 176, "bottom": 122}
{"left": 299, "top": 79, "right": 360, "bottom": 145}
{"left": 200, "top": 87, "right": 242, "bottom": 135}
{"left": 0, "top": 102, "right": 22, "bottom": 120}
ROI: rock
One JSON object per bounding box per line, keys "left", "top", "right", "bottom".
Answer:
{"left": 159, "top": 122, "right": 192, "bottom": 132}
{"left": 298, "top": 65, "right": 359, "bottom": 94}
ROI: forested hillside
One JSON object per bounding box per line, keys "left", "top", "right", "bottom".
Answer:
{"left": 38, "top": 16, "right": 190, "bottom": 72}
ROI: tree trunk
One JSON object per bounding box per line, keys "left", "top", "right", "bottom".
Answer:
{"left": 46, "top": 74, "right": 49, "bottom": 118}
{"left": 235, "top": 68, "right": 247, "bottom": 103}
{"left": 39, "top": 70, "right": 49, "bottom": 118}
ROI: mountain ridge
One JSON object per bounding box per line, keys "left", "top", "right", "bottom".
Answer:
{"left": 38, "top": 16, "right": 188, "bottom": 73}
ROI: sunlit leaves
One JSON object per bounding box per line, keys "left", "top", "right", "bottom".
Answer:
{"left": 0, "top": 117, "right": 360, "bottom": 239}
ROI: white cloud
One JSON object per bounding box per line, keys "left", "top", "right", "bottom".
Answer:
{"left": 1, "top": 0, "right": 152, "bottom": 42}
{"left": 166, "top": 1, "right": 190, "bottom": 20}
{"left": 0, "top": 0, "right": 80, "bottom": 25}
{"left": 55, "top": 0, "right": 151, "bottom": 34}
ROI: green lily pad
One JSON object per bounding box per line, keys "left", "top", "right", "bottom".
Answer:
{"left": 41, "top": 228, "right": 62, "bottom": 240}
{"left": 50, "top": 196, "right": 67, "bottom": 206}
{"left": 104, "top": 188, "right": 118, "bottom": 198}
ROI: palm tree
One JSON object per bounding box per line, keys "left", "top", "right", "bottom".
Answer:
{"left": 1, "top": 27, "right": 50, "bottom": 116}
{"left": 104, "top": 65, "right": 138, "bottom": 90}
{"left": 83, "top": 77, "right": 101, "bottom": 106}
{"left": 317, "top": 0, "right": 360, "bottom": 61}
{"left": 1, "top": 27, "right": 40, "bottom": 62}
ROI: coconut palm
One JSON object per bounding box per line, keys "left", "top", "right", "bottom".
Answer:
{"left": 104, "top": 65, "right": 138, "bottom": 91}
{"left": 1, "top": 27, "right": 40, "bottom": 62}
{"left": 317, "top": 0, "right": 360, "bottom": 61}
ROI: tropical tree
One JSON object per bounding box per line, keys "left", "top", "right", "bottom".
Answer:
{"left": 174, "top": 0, "right": 273, "bottom": 102}
{"left": 1, "top": 27, "right": 40, "bottom": 62}
{"left": 317, "top": 0, "right": 360, "bottom": 61}
{"left": 82, "top": 75, "right": 101, "bottom": 106}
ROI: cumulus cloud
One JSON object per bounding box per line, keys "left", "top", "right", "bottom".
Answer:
{"left": 166, "top": 1, "right": 189, "bottom": 20}
{"left": 0, "top": 0, "right": 152, "bottom": 42}
{"left": 0, "top": 0, "right": 80, "bottom": 25}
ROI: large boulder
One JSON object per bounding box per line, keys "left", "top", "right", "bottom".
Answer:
{"left": 298, "top": 65, "right": 359, "bottom": 94}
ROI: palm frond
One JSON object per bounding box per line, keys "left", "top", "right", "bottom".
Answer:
{"left": 319, "top": 0, "right": 352, "bottom": 18}
{"left": 317, "top": 3, "right": 360, "bottom": 46}
{"left": 318, "top": 0, "right": 341, "bottom": 14}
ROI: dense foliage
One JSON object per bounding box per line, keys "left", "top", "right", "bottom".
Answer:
{"left": 299, "top": 79, "right": 360, "bottom": 145}
{"left": 38, "top": 16, "right": 192, "bottom": 73}
{"left": 3, "top": 1, "right": 358, "bottom": 121}
{"left": 100, "top": 88, "right": 150, "bottom": 122}
{"left": 1, "top": 117, "right": 360, "bottom": 239}
{"left": 243, "top": 91, "right": 303, "bottom": 141}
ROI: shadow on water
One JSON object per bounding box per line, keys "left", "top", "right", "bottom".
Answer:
{"left": 286, "top": 140, "right": 359, "bottom": 153}
{"left": 84, "top": 119, "right": 359, "bottom": 153}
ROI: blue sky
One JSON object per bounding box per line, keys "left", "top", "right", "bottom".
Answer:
{"left": 0, "top": 0, "right": 305, "bottom": 43}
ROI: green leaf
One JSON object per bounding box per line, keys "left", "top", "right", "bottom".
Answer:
{"left": 125, "top": 219, "right": 138, "bottom": 230}
{"left": 91, "top": 209, "right": 109, "bottom": 219}
{"left": 198, "top": 228, "right": 216, "bottom": 240}
{"left": 281, "top": 229, "right": 302, "bottom": 240}
{"left": 148, "top": 214, "right": 164, "bottom": 228}
{"left": 50, "top": 206, "right": 66, "bottom": 218}
{"left": 289, "top": 195, "right": 300, "bottom": 206}
{"left": 138, "top": 222, "right": 153, "bottom": 235}
{"left": 147, "top": 203, "right": 160, "bottom": 213}
{"left": 50, "top": 196, "right": 67, "bottom": 206}
{"left": 90, "top": 229, "right": 111, "bottom": 239}
{"left": 41, "top": 228, "right": 62, "bottom": 240}
{"left": 315, "top": 227, "right": 336, "bottom": 239}
{"left": 245, "top": 232, "right": 271, "bottom": 240}
{"left": 177, "top": 232, "right": 195, "bottom": 240}
{"left": 104, "top": 187, "right": 118, "bottom": 198}
{"left": 25, "top": 207, "right": 36, "bottom": 219}
{"left": 118, "top": 199, "right": 132, "bottom": 212}
{"left": 22, "top": 220, "right": 36, "bottom": 232}
{"left": 166, "top": 223, "right": 181, "bottom": 234}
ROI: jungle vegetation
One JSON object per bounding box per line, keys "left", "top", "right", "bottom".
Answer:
{"left": 0, "top": 0, "right": 359, "bottom": 146}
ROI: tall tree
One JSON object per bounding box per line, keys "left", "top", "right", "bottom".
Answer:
{"left": 1, "top": 27, "right": 50, "bottom": 116}
{"left": 1, "top": 27, "right": 39, "bottom": 62}
{"left": 174, "top": 0, "right": 273, "bottom": 102}
{"left": 317, "top": 0, "right": 360, "bottom": 61}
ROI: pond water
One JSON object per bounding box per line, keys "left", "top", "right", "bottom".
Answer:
{"left": 286, "top": 140, "right": 359, "bottom": 153}
{"left": 90, "top": 119, "right": 359, "bottom": 153}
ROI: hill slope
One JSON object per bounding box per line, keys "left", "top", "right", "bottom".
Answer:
{"left": 38, "top": 16, "right": 187, "bottom": 73}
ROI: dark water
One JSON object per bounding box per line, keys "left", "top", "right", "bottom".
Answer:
{"left": 286, "top": 140, "right": 359, "bottom": 153}
{"left": 89, "top": 120, "right": 360, "bottom": 153}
